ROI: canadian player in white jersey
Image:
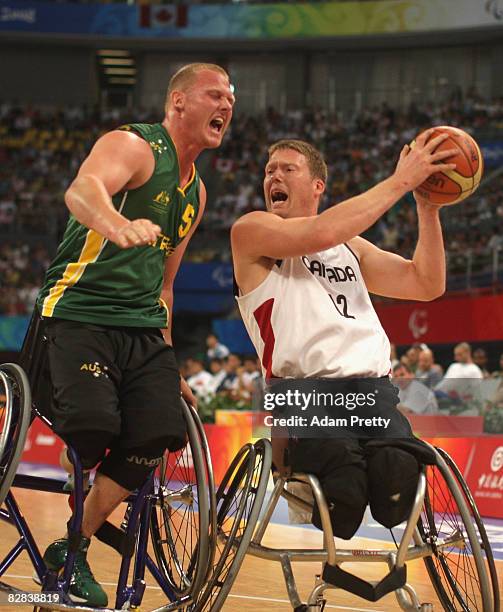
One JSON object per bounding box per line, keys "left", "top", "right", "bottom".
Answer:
{"left": 236, "top": 245, "right": 391, "bottom": 379}
{"left": 233, "top": 134, "right": 455, "bottom": 380}
{"left": 231, "top": 136, "right": 457, "bottom": 539}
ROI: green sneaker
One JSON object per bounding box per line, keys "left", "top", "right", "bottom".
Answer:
{"left": 43, "top": 537, "right": 108, "bottom": 608}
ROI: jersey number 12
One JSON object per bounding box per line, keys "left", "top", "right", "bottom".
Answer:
{"left": 329, "top": 294, "right": 355, "bottom": 319}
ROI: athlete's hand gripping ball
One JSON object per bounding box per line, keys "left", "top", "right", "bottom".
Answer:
{"left": 394, "top": 129, "right": 458, "bottom": 194}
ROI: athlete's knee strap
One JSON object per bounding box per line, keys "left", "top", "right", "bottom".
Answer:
{"left": 97, "top": 437, "right": 176, "bottom": 491}
{"left": 63, "top": 430, "right": 113, "bottom": 470}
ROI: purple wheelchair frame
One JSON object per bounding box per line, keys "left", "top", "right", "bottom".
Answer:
{"left": 0, "top": 411, "right": 192, "bottom": 611}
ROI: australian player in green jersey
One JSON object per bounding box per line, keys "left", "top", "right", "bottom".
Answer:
{"left": 24, "top": 63, "right": 234, "bottom": 606}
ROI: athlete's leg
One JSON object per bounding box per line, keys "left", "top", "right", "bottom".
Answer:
{"left": 43, "top": 320, "right": 121, "bottom": 607}
{"left": 81, "top": 434, "right": 181, "bottom": 537}
{"left": 81, "top": 473, "right": 129, "bottom": 538}
{"left": 289, "top": 437, "right": 368, "bottom": 539}
{"left": 366, "top": 444, "right": 420, "bottom": 528}
{"left": 81, "top": 329, "right": 185, "bottom": 538}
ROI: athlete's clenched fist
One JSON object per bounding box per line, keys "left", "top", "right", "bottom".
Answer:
{"left": 110, "top": 218, "right": 162, "bottom": 249}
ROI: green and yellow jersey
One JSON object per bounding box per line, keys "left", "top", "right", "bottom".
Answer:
{"left": 37, "top": 123, "right": 201, "bottom": 328}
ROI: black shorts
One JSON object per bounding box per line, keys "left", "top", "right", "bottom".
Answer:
{"left": 39, "top": 318, "right": 185, "bottom": 449}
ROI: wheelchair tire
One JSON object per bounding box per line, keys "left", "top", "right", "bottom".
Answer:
{"left": 0, "top": 363, "right": 31, "bottom": 507}
{"left": 191, "top": 438, "right": 272, "bottom": 612}
{"left": 187, "top": 402, "right": 217, "bottom": 582}
{"left": 418, "top": 449, "right": 494, "bottom": 612}
{"left": 150, "top": 400, "right": 212, "bottom": 599}
{"left": 435, "top": 447, "right": 500, "bottom": 612}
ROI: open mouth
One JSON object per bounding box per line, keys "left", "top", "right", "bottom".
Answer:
{"left": 271, "top": 189, "right": 288, "bottom": 204}
{"left": 209, "top": 117, "right": 224, "bottom": 134}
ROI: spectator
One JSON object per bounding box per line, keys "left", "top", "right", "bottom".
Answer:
{"left": 3, "top": 99, "right": 503, "bottom": 312}
{"left": 208, "top": 357, "right": 227, "bottom": 394}
{"left": 217, "top": 353, "right": 242, "bottom": 398}
{"left": 399, "top": 353, "right": 411, "bottom": 369}
{"left": 435, "top": 342, "right": 483, "bottom": 401}
{"left": 405, "top": 343, "right": 427, "bottom": 374}
{"left": 473, "top": 347, "right": 491, "bottom": 378}
{"left": 393, "top": 363, "right": 439, "bottom": 415}
{"left": 206, "top": 333, "right": 230, "bottom": 361}
{"left": 237, "top": 355, "right": 261, "bottom": 400}
{"left": 491, "top": 353, "right": 503, "bottom": 378}
{"left": 390, "top": 343, "right": 399, "bottom": 369}
{"left": 186, "top": 358, "right": 214, "bottom": 400}
{"left": 415, "top": 348, "right": 443, "bottom": 388}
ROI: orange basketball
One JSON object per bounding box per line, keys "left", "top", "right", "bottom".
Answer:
{"left": 413, "top": 126, "right": 484, "bottom": 206}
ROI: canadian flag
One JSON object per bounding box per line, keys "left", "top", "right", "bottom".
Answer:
{"left": 139, "top": 5, "right": 188, "bottom": 28}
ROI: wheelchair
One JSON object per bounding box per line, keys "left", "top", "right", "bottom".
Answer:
{"left": 0, "top": 348, "right": 272, "bottom": 611}
{"left": 242, "top": 438, "right": 500, "bottom": 612}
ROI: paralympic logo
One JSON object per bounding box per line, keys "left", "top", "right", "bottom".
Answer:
{"left": 211, "top": 265, "right": 233, "bottom": 288}
{"left": 486, "top": 0, "right": 503, "bottom": 20}
{"left": 408, "top": 309, "right": 428, "bottom": 339}
{"left": 490, "top": 446, "right": 503, "bottom": 472}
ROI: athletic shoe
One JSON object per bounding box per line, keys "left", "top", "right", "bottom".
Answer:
{"left": 43, "top": 537, "right": 108, "bottom": 607}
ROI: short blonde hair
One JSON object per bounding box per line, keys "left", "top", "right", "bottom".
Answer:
{"left": 166, "top": 63, "right": 229, "bottom": 107}
{"left": 268, "top": 139, "right": 327, "bottom": 182}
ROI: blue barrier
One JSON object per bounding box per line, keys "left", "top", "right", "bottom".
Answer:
{"left": 0, "top": 263, "right": 235, "bottom": 349}
{"left": 480, "top": 141, "right": 503, "bottom": 168}
{"left": 212, "top": 319, "right": 254, "bottom": 355}
{"left": 173, "top": 262, "right": 234, "bottom": 313}
{"left": 0, "top": 316, "right": 30, "bottom": 351}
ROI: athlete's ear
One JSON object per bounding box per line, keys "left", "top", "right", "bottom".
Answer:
{"left": 314, "top": 179, "right": 325, "bottom": 197}
{"left": 171, "top": 90, "right": 185, "bottom": 113}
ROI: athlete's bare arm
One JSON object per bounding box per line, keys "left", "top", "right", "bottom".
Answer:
{"left": 232, "top": 130, "right": 454, "bottom": 262}
{"left": 349, "top": 196, "right": 446, "bottom": 301}
{"left": 64, "top": 130, "right": 160, "bottom": 249}
{"left": 160, "top": 181, "right": 207, "bottom": 405}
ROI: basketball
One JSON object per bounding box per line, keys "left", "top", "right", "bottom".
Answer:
{"left": 413, "top": 126, "right": 484, "bottom": 206}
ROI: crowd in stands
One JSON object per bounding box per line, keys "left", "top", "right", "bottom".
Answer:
{"left": 0, "top": 242, "right": 51, "bottom": 315}
{"left": 392, "top": 341, "right": 503, "bottom": 429}
{"left": 180, "top": 333, "right": 502, "bottom": 433}
{"left": 180, "top": 333, "right": 262, "bottom": 420}
{"left": 206, "top": 94, "right": 503, "bottom": 268}
{"left": 1, "top": 94, "right": 503, "bottom": 313}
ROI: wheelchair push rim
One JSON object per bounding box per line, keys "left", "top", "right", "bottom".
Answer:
{"left": 0, "top": 364, "right": 31, "bottom": 508}
{"left": 191, "top": 438, "right": 272, "bottom": 612}
{"left": 150, "top": 400, "right": 213, "bottom": 600}
{"left": 418, "top": 449, "right": 494, "bottom": 612}
{"left": 433, "top": 447, "right": 499, "bottom": 612}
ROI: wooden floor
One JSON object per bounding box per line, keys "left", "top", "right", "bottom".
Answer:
{"left": 1, "top": 488, "right": 501, "bottom": 611}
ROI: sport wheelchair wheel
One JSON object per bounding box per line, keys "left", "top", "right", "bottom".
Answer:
{"left": 434, "top": 447, "right": 499, "bottom": 612}
{"left": 150, "top": 400, "right": 215, "bottom": 599}
{"left": 0, "top": 363, "right": 31, "bottom": 506}
{"left": 418, "top": 448, "right": 494, "bottom": 612}
{"left": 191, "top": 438, "right": 272, "bottom": 612}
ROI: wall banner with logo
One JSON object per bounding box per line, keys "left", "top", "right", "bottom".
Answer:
{"left": 1, "top": 0, "right": 503, "bottom": 39}
{"left": 20, "top": 417, "right": 503, "bottom": 518}
{"left": 427, "top": 436, "right": 503, "bottom": 519}
{"left": 374, "top": 293, "right": 503, "bottom": 345}
{"left": 173, "top": 262, "right": 234, "bottom": 313}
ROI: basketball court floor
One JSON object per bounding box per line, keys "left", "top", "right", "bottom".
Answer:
{"left": 1, "top": 463, "right": 502, "bottom": 611}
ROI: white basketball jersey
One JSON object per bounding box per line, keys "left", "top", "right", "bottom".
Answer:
{"left": 236, "top": 244, "right": 391, "bottom": 379}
